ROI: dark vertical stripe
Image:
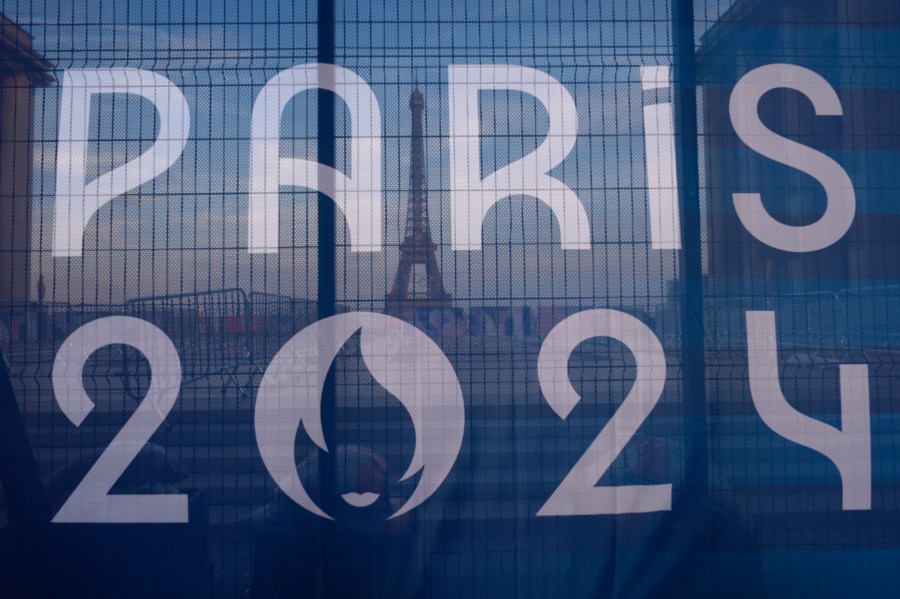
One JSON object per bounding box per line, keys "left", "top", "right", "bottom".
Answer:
{"left": 317, "top": 0, "right": 338, "bottom": 592}
{"left": 673, "top": 0, "right": 711, "bottom": 580}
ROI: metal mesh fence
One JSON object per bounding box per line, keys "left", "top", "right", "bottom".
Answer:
{"left": 0, "top": 1, "right": 898, "bottom": 597}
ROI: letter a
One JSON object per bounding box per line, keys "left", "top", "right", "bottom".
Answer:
{"left": 248, "top": 64, "right": 382, "bottom": 253}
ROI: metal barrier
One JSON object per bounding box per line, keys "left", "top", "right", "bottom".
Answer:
{"left": 122, "top": 289, "right": 253, "bottom": 400}
{"left": 246, "top": 292, "right": 320, "bottom": 361}
{"left": 703, "top": 285, "right": 900, "bottom": 351}
{"left": 246, "top": 292, "right": 316, "bottom": 335}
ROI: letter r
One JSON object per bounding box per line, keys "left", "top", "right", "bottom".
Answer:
{"left": 448, "top": 65, "right": 591, "bottom": 250}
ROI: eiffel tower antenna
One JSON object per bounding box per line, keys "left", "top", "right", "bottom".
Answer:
{"left": 385, "top": 84, "right": 452, "bottom": 315}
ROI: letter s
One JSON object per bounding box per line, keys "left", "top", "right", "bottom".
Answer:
{"left": 729, "top": 64, "right": 854, "bottom": 252}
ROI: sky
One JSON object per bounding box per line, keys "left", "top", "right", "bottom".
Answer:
{"left": 4, "top": 0, "right": 723, "bottom": 307}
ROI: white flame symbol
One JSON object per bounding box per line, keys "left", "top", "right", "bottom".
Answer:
{"left": 254, "top": 312, "right": 465, "bottom": 519}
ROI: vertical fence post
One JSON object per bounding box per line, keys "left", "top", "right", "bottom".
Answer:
{"left": 673, "top": 0, "right": 711, "bottom": 575}
{"left": 317, "top": 0, "right": 338, "bottom": 589}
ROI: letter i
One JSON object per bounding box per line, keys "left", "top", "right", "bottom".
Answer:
{"left": 640, "top": 66, "right": 681, "bottom": 250}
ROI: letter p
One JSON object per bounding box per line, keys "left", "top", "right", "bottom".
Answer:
{"left": 53, "top": 69, "right": 190, "bottom": 257}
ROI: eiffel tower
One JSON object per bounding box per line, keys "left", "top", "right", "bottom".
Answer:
{"left": 385, "top": 84, "right": 452, "bottom": 316}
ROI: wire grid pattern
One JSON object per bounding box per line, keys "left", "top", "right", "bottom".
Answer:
{"left": 0, "top": 0, "right": 897, "bottom": 597}
{"left": 695, "top": 1, "right": 900, "bottom": 597}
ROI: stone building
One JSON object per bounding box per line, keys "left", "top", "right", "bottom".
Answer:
{"left": 0, "top": 15, "right": 52, "bottom": 303}
{"left": 698, "top": 0, "right": 900, "bottom": 297}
